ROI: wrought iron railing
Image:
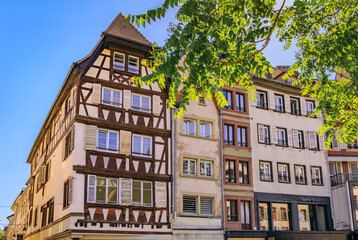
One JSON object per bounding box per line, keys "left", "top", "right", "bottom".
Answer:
{"left": 330, "top": 173, "right": 358, "bottom": 186}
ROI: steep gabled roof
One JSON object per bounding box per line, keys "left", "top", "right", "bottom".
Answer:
{"left": 104, "top": 13, "right": 151, "bottom": 46}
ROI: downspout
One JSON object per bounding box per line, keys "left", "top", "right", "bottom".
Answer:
{"left": 219, "top": 106, "right": 226, "bottom": 232}
{"left": 171, "top": 104, "right": 178, "bottom": 221}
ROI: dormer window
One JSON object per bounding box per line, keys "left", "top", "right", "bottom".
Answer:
{"left": 128, "top": 56, "right": 139, "bottom": 74}
{"left": 113, "top": 52, "right": 125, "bottom": 71}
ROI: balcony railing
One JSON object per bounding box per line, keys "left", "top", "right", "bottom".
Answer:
{"left": 331, "top": 173, "right": 358, "bottom": 186}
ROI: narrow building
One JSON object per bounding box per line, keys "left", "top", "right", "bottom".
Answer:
{"left": 22, "top": 13, "right": 172, "bottom": 240}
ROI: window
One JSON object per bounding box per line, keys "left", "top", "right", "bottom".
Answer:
{"left": 274, "top": 94, "right": 285, "bottom": 112}
{"left": 96, "top": 177, "right": 118, "bottom": 203}
{"left": 113, "top": 52, "right": 125, "bottom": 70}
{"left": 183, "top": 196, "right": 197, "bottom": 214}
{"left": 45, "top": 160, "right": 51, "bottom": 183}
{"left": 290, "top": 97, "right": 300, "bottom": 115}
{"left": 278, "top": 163, "right": 290, "bottom": 183}
{"left": 257, "top": 91, "right": 268, "bottom": 109}
{"left": 226, "top": 160, "right": 236, "bottom": 183}
{"left": 227, "top": 200, "right": 238, "bottom": 221}
{"left": 199, "top": 96, "right": 206, "bottom": 105}
{"left": 224, "top": 124, "right": 234, "bottom": 145}
{"left": 272, "top": 203, "right": 290, "bottom": 231}
{"left": 97, "top": 129, "right": 118, "bottom": 151}
{"left": 64, "top": 97, "right": 71, "bottom": 115}
{"left": 132, "top": 94, "right": 151, "bottom": 112}
{"left": 102, "top": 87, "right": 122, "bottom": 107}
{"left": 63, "top": 177, "right": 72, "bottom": 208}
{"left": 306, "top": 100, "right": 315, "bottom": 116}
{"left": 132, "top": 180, "right": 152, "bottom": 206}
{"left": 347, "top": 138, "right": 358, "bottom": 149}
{"left": 33, "top": 208, "right": 38, "bottom": 226}
{"left": 200, "top": 161, "right": 213, "bottom": 177}
{"left": 259, "top": 203, "right": 268, "bottom": 230}
{"left": 239, "top": 162, "right": 249, "bottom": 184}
{"left": 258, "top": 124, "right": 270, "bottom": 144}
{"left": 237, "top": 126, "right": 247, "bottom": 147}
{"left": 183, "top": 159, "right": 196, "bottom": 175}
{"left": 295, "top": 165, "right": 306, "bottom": 184}
{"left": 236, "top": 93, "right": 245, "bottom": 112}
{"left": 128, "top": 56, "right": 139, "bottom": 74}
{"left": 308, "top": 131, "right": 319, "bottom": 150}
{"left": 223, "top": 90, "right": 233, "bottom": 109}
{"left": 64, "top": 128, "right": 74, "bottom": 159}
{"left": 311, "top": 167, "right": 322, "bottom": 185}
{"left": 183, "top": 119, "right": 196, "bottom": 135}
{"left": 41, "top": 204, "right": 47, "bottom": 227}
{"left": 47, "top": 200, "right": 54, "bottom": 224}
{"left": 298, "top": 204, "right": 313, "bottom": 231}
{"left": 200, "top": 197, "right": 213, "bottom": 215}
{"left": 241, "top": 201, "right": 251, "bottom": 230}
{"left": 200, "top": 122, "right": 212, "bottom": 138}
{"left": 132, "top": 135, "right": 152, "bottom": 157}
{"left": 276, "top": 128, "right": 287, "bottom": 146}
{"left": 297, "top": 130, "right": 305, "bottom": 148}
{"left": 260, "top": 161, "right": 272, "bottom": 181}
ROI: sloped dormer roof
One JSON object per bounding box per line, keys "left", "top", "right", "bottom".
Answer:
{"left": 103, "top": 12, "right": 151, "bottom": 46}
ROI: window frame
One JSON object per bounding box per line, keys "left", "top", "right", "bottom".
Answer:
{"left": 239, "top": 161, "right": 250, "bottom": 184}
{"left": 311, "top": 166, "right": 323, "bottom": 186}
{"left": 97, "top": 129, "right": 119, "bottom": 152}
{"left": 276, "top": 128, "right": 287, "bottom": 146}
{"left": 224, "top": 124, "right": 235, "bottom": 145}
{"left": 183, "top": 195, "right": 198, "bottom": 215}
{"left": 183, "top": 119, "right": 196, "bottom": 136}
{"left": 200, "top": 160, "right": 213, "bottom": 177}
{"left": 200, "top": 197, "right": 214, "bottom": 216}
{"left": 132, "top": 134, "right": 152, "bottom": 158}
{"left": 227, "top": 199, "right": 238, "bottom": 222}
{"left": 113, "top": 52, "right": 126, "bottom": 71}
{"left": 132, "top": 180, "right": 152, "bottom": 207}
{"left": 306, "top": 100, "right": 315, "bottom": 116}
{"left": 182, "top": 195, "right": 214, "bottom": 216}
{"left": 223, "top": 90, "right": 233, "bottom": 110}
{"left": 199, "top": 121, "right": 212, "bottom": 138}
{"left": 258, "top": 124, "right": 270, "bottom": 144}
{"left": 257, "top": 91, "right": 268, "bottom": 109}
{"left": 290, "top": 97, "right": 301, "bottom": 115}
{"left": 236, "top": 93, "right": 246, "bottom": 112}
{"left": 237, "top": 126, "right": 248, "bottom": 147}
{"left": 260, "top": 161, "right": 273, "bottom": 182}
{"left": 277, "top": 163, "right": 290, "bottom": 183}
{"left": 128, "top": 55, "right": 140, "bottom": 74}
{"left": 63, "top": 177, "right": 72, "bottom": 208}
{"left": 274, "top": 94, "right": 285, "bottom": 112}
{"left": 183, "top": 159, "right": 197, "bottom": 176}
{"left": 225, "top": 159, "right": 237, "bottom": 183}
{"left": 101, "top": 87, "right": 122, "bottom": 107}
{"left": 95, "top": 177, "right": 119, "bottom": 204}
{"left": 131, "top": 93, "right": 151, "bottom": 113}
{"left": 295, "top": 165, "right": 307, "bottom": 184}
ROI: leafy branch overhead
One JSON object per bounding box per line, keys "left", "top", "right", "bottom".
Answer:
{"left": 127, "top": 0, "right": 358, "bottom": 146}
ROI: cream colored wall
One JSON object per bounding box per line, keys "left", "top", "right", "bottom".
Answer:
{"left": 331, "top": 184, "right": 352, "bottom": 230}
{"left": 173, "top": 99, "right": 222, "bottom": 228}
{"left": 250, "top": 87, "right": 330, "bottom": 197}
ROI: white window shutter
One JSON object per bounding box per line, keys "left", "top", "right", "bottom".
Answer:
{"left": 308, "top": 131, "right": 317, "bottom": 149}
{"left": 120, "top": 130, "right": 131, "bottom": 155}
{"left": 87, "top": 175, "right": 96, "bottom": 203}
{"left": 271, "top": 126, "right": 277, "bottom": 144}
{"left": 68, "top": 177, "right": 72, "bottom": 205}
{"left": 287, "top": 129, "right": 292, "bottom": 146}
{"left": 319, "top": 135, "right": 325, "bottom": 150}
{"left": 269, "top": 91, "right": 275, "bottom": 109}
{"left": 332, "top": 131, "right": 339, "bottom": 149}
{"left": 304, "top": 131, "right": 309, "bottom": 149}
{"left": 292, "top": 130, "right": 299, "bottom": 148}
{"left": 92, "top": 83, "right": 101, "bottom": 105}
{"left": 153, "top": 95, "right": 161, "bottom": 116}
{"left": 258, "top": 124, "right": 264, "bottom": 143}
{"left": 123, "top": 90, "right": 131, "bottom": 109}
{"left": 38, "top": 166, "right": 46, "bottom": 184}
{"left": 285, "top": 96, "right": 290, "bottom": 113}
{"left": 155, "top": 182, "right": 166, "bottom": 208}
{"left": 301, "top": 98, "right": 306, "bottom": 116}
{"left": 70, "top": 127, "right": 75, "bottom": 152}
{"left": 121, "top": 178, "right": 132, "bottom": 205}
{"left": 85, "top": 125, "right": 97, "bottom": 150}
{"left": 250, "top": 94, "right": 257, "bottom": 106}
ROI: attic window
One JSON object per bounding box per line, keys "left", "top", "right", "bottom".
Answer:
{"left": 128, "top": 56, "right": 139, "bottom": 74}
{"left": 113, "top": 52, "right": 125, "bottom": 71}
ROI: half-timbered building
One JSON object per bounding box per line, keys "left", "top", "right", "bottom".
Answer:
{"left": 22, "top": 13, "right": 172, "bottom": 240}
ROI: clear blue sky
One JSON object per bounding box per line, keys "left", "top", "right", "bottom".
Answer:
{"left": 0, "top": 0, "right": 296, "bottom": 227}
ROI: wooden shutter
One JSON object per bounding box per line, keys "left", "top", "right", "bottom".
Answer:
{"left": 85, "top": 125, "right": 97, "bottom": 150}
{"left": 258, "top": 124, "right": 264, "bottom": 143}
{"left": 123, "top": 90, "right": 131, "bottom": 109}
{"left": 38, "top": 166, "right": 46, "bottom": 184}
{"left": 271, "top": 126, "right": 277, "bottom": 144}
{"left": 153, "top": 95, "right": 161, "bottom": 116}
{"left": 155, "top": 182, "right": 166, "bottom": 208}
{"left": 304, "top": 131, "right": 309, "bottom": 149}
{"left": 308, "top": 131, "right": 317, "bottom": 149}
{"left": 121, "top": 178, "right": 132, "bottom": 205}
{"left": 120, "top": 130, "right": 131, "bottom": 155}
{"left": 68, "top": 177, "right": 72, "bottom": 205}
{"left": 70, "top": 127, "right": 75, "bottom": 151}
{"left": 87, "top": 175, "right": 96, "bottom": 203}
{"left": 332, "top": 131, "right": 339, "bottom": 149}
{"left": 292, "top": 130, "right": 299, "bottom": 148}
{"left": 92, "top": 83, "right": 101, "bottom": 105}
{"left": 287, "top": 129, "right": 292, "bottom": 146}
{"left": 285, "top": 96, "right": 290, "bottom": 113}
{"left": 269, "top": 91, "right": 275, "bottom": 109}
{"left": 250, "top": 93, "right": 257, "bottom": 106}
{"left": 319, "top": 135, "right": 325, "bottom": 150}
{"left": 301, "top": 98, "right": 306, "bottom": 116}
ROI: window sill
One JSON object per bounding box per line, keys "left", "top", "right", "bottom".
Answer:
{"left": 180, "top": 174, "right": 216, "bottom": 181}
{"left": 256, "top": 106, "right": 269, "bottom": 110}
{"left": 260, "top": 178, "right": 273, "bottom": 182}
{"left": 97, "top": 148, "right": 119, "bottom": 154}
{"left": 180, "top": 214, "right": 214, "bottom": 218}
{"left": 278, "top": 180, "right": 291, "bottom": 184}
{"left": 113, "top": 68, "right": 140, "bottom": 77}
{"left": 295, "top": 182, "right": 307, "bottom": 185}
{"left": 132, "top": 153, "right": 152, "bottom": 158}
{"left": 180, "top": 133, "right": 218, "bottom": 141}
{"left": 312, "top": 183, "right": 323, "bottom": 186}
{"left": 129, "top": 108, "right": 152, "bottom": 115}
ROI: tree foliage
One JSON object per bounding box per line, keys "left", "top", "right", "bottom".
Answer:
{"left": 127, "top": 0, "right": 358, "bottom": 146}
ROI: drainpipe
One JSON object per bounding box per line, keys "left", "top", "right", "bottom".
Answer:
{"left": 219, "top": 106, "right": 226, "bottom": 232}
{"left": 171, "top": 104, "right": 178, "bottom": 221}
